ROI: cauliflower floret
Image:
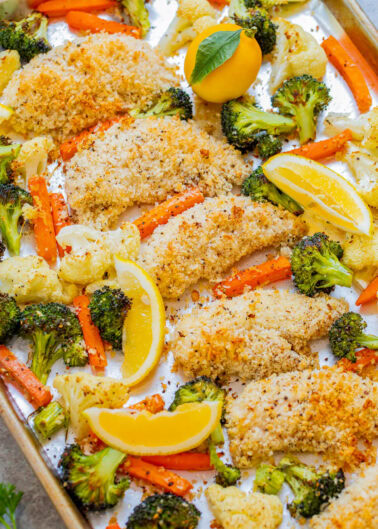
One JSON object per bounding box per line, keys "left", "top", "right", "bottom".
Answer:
{"left": 158, "top": 0, "right": 218, "bottom": 56}
{"left": 342, "top": 142, "right": 378, "bottom": 208}
{"left": 342, "top": 226, "right": 378, "bottom": 276}
{"left": 11, "top": 136, "right": 55, "bottom": 182}
{"left": 205, "top": 484, "right": 283, "bottom": 529}
{"left": 53, "top": 372, "right": 129, "bottom": 439}
{"left": 269, "top": 18, "right": 327, "bottom": 92}
{"left": 57, "top": 223, "right": 140, "bottom": 285}
{"left": 324, "top": 107, "right": 378, "bottom": 155}
{"left": 0, "top": 255, "right": 78, "bottom": 303}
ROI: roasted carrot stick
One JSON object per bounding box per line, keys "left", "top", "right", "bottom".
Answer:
{"left": 121, "top": 457, "right": 193, "bottom": 496}
{"left": 28, "top": 176, "right": 58, "bottom": 265}
{"left": 129, "top": 394, "right": 165, "bottom": 414}
{"left": 73, "top": 295, "right": 107, "bottom": 371}
{"left": 49, "top": 192, "right": 71, "bottom": 257}
{"left": 105, "top": 523, "right": 121, "bottom": 529}
{"left": 37, "top": 0, "right": 117, "bottom": 17}
{"left": 321, "top": 36, "right": 372, "bottom": 113}
{"left": 66, "top": 11, "right": 141, "bottom": 37}
{"left": 288, "top": 130, "right": 353, "bottom": 160}
{"left": 28, "top": 0, "right": 46, "bottom": 7}
{"left": 141, "top": 453, "right": 213, "bottom": 471}
{"left": 213, "top": 255, "right": 292, "bottom": 298}
{"left": 356, "top": 277, "right": 378, "bottom": 306}
{"left": 0, "top": 346, "right": 52, "bottom": 408}
{"left": 339, "top": 348, "right": 378, "bottom": 373}
{"left": 133, "top": 187, "right": 205, "bottom": 239}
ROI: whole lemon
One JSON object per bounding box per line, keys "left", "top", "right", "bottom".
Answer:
{"left": 184, "top": 23, "right": 262, "bottom": 103}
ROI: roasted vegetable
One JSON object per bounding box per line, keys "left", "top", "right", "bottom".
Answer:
{"left": 329, "top": 312, "right": 378, "bottom": 362}
{"left": 0, "top": 184, "right": 33, "bottom": 256}
{"left": 0, "top": 292, "right": 20, "bottom": 344}
{"left": 130, "top": 88, "right": 193, "bottom": 121}
{"left": 33, "top": 401, "right": 67, "bottom": 439}
{"left": 0, "top": 13, "right": 51, "bottom": 63}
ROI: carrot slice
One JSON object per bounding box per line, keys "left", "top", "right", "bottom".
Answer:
{"left": 121, "top": 457, "right": 193, "bottom": 496}
{"left": 73, "top": 295, "right": 107, "bottom": 371}
{"left": 129, "top": 394, "right": 165, "bottom": 414}
{"left": 0, "top": 346, "right": 52, "bottom": 408}
{"left": 356, "top": 277, "right": 378, "bottom": 306}
{"left": 66, "top": 11, "right": 141, "bottom": 37}
{"left": 28, "top": 176, "right": 58, "bottom": 265}
{"left": 37, "top": 0, "right": 117, "bottom": 17}
{"left": 213, "top": 255, "right": 292, "bottom": 298}
{"left": 49, "top": 192, "right": 71, "bottom": 257}
{"left": 141, "top": 453, "right": 213, "bottom": 471}
{"left": 339, "top": 348, "right": 378, "bottom": 372}
{"left": 288, "top": 130, "right": 353, "bottom": 160}
{"left": 321, "top": 36, "right": 372, "bottom": 113}
{"left": 133, "top": 187, "right": 205, "bottom": 239}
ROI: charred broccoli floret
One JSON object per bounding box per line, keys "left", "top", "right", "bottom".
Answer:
{"left": 221, "top": 98, "right": 295, "bottom": 152}
{"left": 254, "top": 463, "right": 285, "bottom": 494}
{"left": 89, "top": 286, "right": 132, "bottom": 350}
{"left": 0, "top": 13, "right": 51, "bottom": 63}
{"left": 33, "top": 401, "right": 67, "bottom": 439}
{"left": 126, "top": 492, "right": 201, "bottom": 529}
{"left": 59, "top": 444, "right": 129, "bottom": 511}
{"left": 272, "top": 75, "right": 331, "bottom": 144}
{"left": 230, "top": 0, "right": 277, "bottom": 54}
{"left": 119, "top": 0, "right": 150, "bottom": 36}
{"left": 0, "top": 183, "right": 33, "bottom": 256}
{"left": 208, "top": 441, "right": 241, "bottom": 487}
{"left": 130, "top": 88, "right": 193, "bottom": 121}
{"left": 242, "top": 166, "right": 303, "bottom": 215}
{"left": 291, "top": 233, "right": 353, "bottom": 297}
{"left": 279, "top": 456, "right": 345, "bottom": 519}
{"left": 0, "top": 292, "right": 20, "bottom": 343}
{"left": 0, "top": 137, "right": 20, "bottom": 184}
{"left": 169, "top": 377, "right": 226, "bottom": 444}
{"left": 329, "top": 312, "right": 378, "bottom": 362}
{"left": 254, "top": 131, "right": 282, "bottom": 158}
{"left": 19, "top": 302, "right": 87, "bottom": 384}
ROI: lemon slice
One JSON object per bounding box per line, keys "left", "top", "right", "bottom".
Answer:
{"left": 0, "top": 103, "right": 13, "bottom": 123}
{"left": 263, "top": 154, "right": 372, "bottom": 235}
{"left": 114, "top": 256, "right": 165, "bottom": 386}
{"left": 84, "top": 402, "right": 222, "bottom": 455}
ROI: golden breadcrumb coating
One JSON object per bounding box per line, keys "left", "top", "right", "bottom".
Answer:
{"left": 310, "top": 464, "right": 378, "bottom": 529}
{"left": 227, "top": 367, "right": 378, "bottom": 469}
{"left": 169, "top": 290, "right": 348, "bottom": 381}
{"left": 65, "top": 118, "right": 249, "bottom": 228}
{"left": 139, "top": 195, "right": 306, "bottom": 298}
{"left": 2, "top": 34, "right": 178, "bottom": 141}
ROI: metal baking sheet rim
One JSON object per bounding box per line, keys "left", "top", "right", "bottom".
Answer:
{"left": 0, "top": 1, "right": 377, "bottom": 528}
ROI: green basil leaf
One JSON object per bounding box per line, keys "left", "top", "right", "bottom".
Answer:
{"left": 190, "top": 29, "right": 242, "bottom": 85}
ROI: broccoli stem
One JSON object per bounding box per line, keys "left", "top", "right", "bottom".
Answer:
{"left": 0, "top": 206, "right": 21, "bottom": 256}
{"left": 34, "top": 401, "right": 67, "bottom": 439}
{"left": 30, "top": 330, "right": 59, "bottom": 384}
{"left": 210, "top": 422, "right": 225, "bottom": 445}
{"left": 313, "top": 254, "right": 353, "bottom": 289}
{"left": 295, "top": 104, "right": 316, "bottom": 144}
{"left": 357, "top": 334, "right": 378, "bottom": 350}
{"left": 97, "top": 447, "right": 126, "bottom": 485}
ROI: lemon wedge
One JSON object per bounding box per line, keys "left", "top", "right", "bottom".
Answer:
{"left": 263, "top": 154, "right": 372, "bottom": 235}
{"left": 114, "top": 256, "right": 165, "bottom": 386}
{"left": 84, "top": 402, "right": 222, "bottom": 455}
{"left": 0, "top": 103, "right": 13, "bottom": 123}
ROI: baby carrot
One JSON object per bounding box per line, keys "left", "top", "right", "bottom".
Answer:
{"left": 141, "top": 453, "right": 213, "bottom": 471}
{"left": 356, "top": 276, "right": 378, "bottom": 306}
{"left": 339, "top": 348, "right": 378, "bottom": 373}
{"left": 37, "top": 0, "right": 117, "bottom": 17}
{"left": 66, "top": 11, "right": 141, "bottom": 38}
{"left": 49, "top": 192, "right": 71, "bottom": 257}
{"left": 288, "top": 130, "right": 353, "bottom": 160}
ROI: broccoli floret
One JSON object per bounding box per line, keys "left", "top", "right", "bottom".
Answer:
{"left": 169, "top": 377, "right": 226, "bottom": 444}
{"left": 242, "top": 166, "right": 303, "bottom": 215}
{"left": 0, "top": 13, "right": 51, "bottom": 63}
{"left": 208, "top": 441, "right": 241, "bottom": 487}
{"left": 0, "top": 292, "right": 20, "bottom": 344}
{"left": 254, "top": 131, "right": 282, "bottom": 158}
{"left": 272, "top": 74, "right": 331, "bottom": 144}
{"left": 278, "top": 456, "right": 345, "bottom": 519}
{"left": 59, "top": 444, "right": 129, "bottom": 511}
{"left": 33, "top": 401, "right": 67, "bottom": 439}
{"left": 291, "top": 233, "right": 353, "bottom": 297}
{"left": 19, "top": 302, "right": 87, "bottom": 384}
{"left": 130, "top": 88, "right": 193, "bottom": 121}
{"left": 329, "top": 312, "right": 378, "bottom": 362}
{"left": 221, "top": 98, "right": 296, "bottom": 152}
{"left": 254, "top": 463, "right": 285, "bottom": 494}
{"left": 230, "top": 0, "right": 277, "bottom": 54}
{"left": 126, "top": 492, "right": 201, "bottom": 529}
{"left": 0, "top": 183, "right": 33, "bottom": 256}
{"left": 0, "top": 137, "right": 20, "bottom": 184}
{"left": 89, "top": 286, "right": 132, "bottom": 350}
{"left": 119, "top": 0, "right": 150, "bottom": 37}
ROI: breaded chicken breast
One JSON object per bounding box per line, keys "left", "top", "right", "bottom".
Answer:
{"left": 170, "top": 290, "right": 347, "bottom": 381}
{"left": 227, "top": 368, "right": 378, "bottom": 469}
{"left": 65, "top": 118, "right": 250, "bottom": 228}
{"left": 139, "top": 195, "right": 306, "bottom": 298}
{"left": 2, "top": 34, "right": 178, "bottom": 141}
{"left": 310, "top": 464, "right": 378, "bottom": 529}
